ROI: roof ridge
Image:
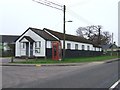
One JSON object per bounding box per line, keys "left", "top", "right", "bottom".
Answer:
{"left": 29, "top": 27, "right": 58, "bottom": 41}
{"left": 43, "top": 28, "right": 63, "bottom": 33}
{"left": 44, "top": 28, "right": 89, "bottom": 40}
{"left": 44, "top": 28, "right": 86, "bottom": 38}
{"left": 29, "top": 27, "right": 43, "bottom": 31}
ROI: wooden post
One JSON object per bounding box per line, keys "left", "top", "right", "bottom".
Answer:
{"left": 63, "top": 5, "right": 66, "bottom": 60}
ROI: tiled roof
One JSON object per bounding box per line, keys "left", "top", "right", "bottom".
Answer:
{"left": 15, "top": 27, "right": 97, "bottom": 45}
{"left": 44, "top": 28, "right": 93, "bottom": 44}
{"left": 19, "top": 36, "right": 35, "bottom": 42}
{"left": 29, "top": 27, "right": 58, "bottom": 41}
{"left": 101, "top": 44, "right": 118, "bottom": 49}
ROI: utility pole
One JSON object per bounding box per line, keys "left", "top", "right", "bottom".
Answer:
{"left": 98, "top": 26, "right": 101, "bottom": 45}
{"left": 33, "top": 0, "right": 67, "bottom": 60}
{"left": 63, "top": 5, "right": 66, "bottom": 60}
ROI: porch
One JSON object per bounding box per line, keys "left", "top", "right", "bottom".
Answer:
{"left": 19, "top": 36, "right": 35, "bottom": 58}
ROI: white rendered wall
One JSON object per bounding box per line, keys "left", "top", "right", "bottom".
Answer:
{"left": 60, "top": 40, "right": 94, "bottom": 51}
{"left": 19, "top": 38, "right": 28, "bottom": 56}
{"left": 15, "top": 29, "right": 46, "bottom": 57}
{"left": 47, "top": 41, "right": 52, "bottom": 48}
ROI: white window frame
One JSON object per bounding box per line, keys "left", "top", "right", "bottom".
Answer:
{"left": 21, "top": 42, "right": 26, "bottom": 49}
{"left": 35, "top": 41, "right": 41, "bottom": 53}
{"left": 87, "top": 46, "right": 90, "bottom": 51}
{"left": 67, "top": 43, "right": 71, "bottom": 49}
{"left": 75, "top": 44, "right": 78, "bottom": 50}
{"left": 82, "top": 45, "right": 85, "bottom": 50}
{"left": 94, "top": 47, "right": 96, "bottom": 51}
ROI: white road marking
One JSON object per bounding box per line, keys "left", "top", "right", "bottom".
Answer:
{"left": 109, "top": 79, "right": 120, "bottom": 90}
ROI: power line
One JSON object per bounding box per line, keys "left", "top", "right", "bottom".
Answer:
{"left": 44, "top": 0, "right": 63, "bottom": 7}
{"left": 32, "top": 0, "right": 63, "bottom": 11}
{"left": 67, "top": 8, "right": 94, "bottom": 25}
{"left": 32, "top": 0, "right": 66, "bottom": 60}
{"left": 33, "top": 0, "right": 94, "bottom": 25}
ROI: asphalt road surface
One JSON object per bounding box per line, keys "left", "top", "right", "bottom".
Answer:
{"left": 2, "top": 59, "right": 119, "bottom": 89}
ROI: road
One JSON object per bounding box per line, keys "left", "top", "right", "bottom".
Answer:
{"left": 2, "top": 59, "right": 119, "bottom": 89}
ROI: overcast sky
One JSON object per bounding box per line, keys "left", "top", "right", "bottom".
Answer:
{"left": 0, "top": 0, "right": 119, "bottom": 45}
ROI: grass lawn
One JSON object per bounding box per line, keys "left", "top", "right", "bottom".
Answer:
{"left": 13, "top": 55, "right": 118, "bottom": 64}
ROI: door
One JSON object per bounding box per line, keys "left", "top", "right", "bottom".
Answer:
{"left": 30, "top": 42, "right": 33, "bottom": 56}
{"left": 26, "top": 42, "right": 29, "bottom": 56}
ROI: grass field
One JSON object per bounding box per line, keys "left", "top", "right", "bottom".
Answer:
{"left": 13, "top": 55, "right": 118, "bottom": 64}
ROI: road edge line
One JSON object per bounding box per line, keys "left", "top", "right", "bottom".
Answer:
{"left": 109, "top": 79, "right": 120, "bottom": 89}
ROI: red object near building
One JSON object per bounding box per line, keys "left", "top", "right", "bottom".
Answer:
{"left": 52, "top": 41, "right": 62, "bottom": 60}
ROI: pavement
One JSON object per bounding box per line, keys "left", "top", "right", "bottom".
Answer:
{"left": 1, "top": 58, "right": 119, "bottom": 67}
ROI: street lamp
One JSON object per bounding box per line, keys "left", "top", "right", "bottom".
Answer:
{"left": 62, "top": 5, "right": 72, "bottom": 60}
{"left": 66, "top": 20, "right": 73, "bottom": 22}
{"left": 32, "top": 0, "right": 72, "bottom": 60}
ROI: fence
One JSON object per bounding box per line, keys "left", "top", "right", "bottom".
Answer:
{"left": 46, "top": 48, "right": 103, "bottom": 58}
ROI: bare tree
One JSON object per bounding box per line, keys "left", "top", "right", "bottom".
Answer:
{"left": 76, "top": 27, "right": 86, "bottom": 37}
{"left": 76, "top": 25, "right": 111, "bottom": 45}
{"left": 102, "top": 31, "right": 111, "bottom": 44}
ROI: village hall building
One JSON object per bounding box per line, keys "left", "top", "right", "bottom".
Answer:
{"left": 15, "top": 27, "right": 102, "bottom": 59}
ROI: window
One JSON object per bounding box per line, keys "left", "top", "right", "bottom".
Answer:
{"left": 67, "top": 43, "right": 71, "bottom": 49}
{"left": 35, "top": 42, "right": 37, "bottom": 48}
{"left": 39, "top": 42, "right": 41, "bottom": 47}
{"left": 87, "top": 46, "right": 90, "bottom": 50}
{"left": 35, "top": 41, "right": 41, "bottom": 48}
{"left": 82, "top": 45, "right": 85, "bottom": 50}
{"left": 23, "top": 43, "right": 25, "bottom": 48}
{"left": 21, "top": 42, "right": 25, "bottom": 49}
{"left": 35, "top": 48, "right": 40, "bottom": 53}
{"left": 35, "top": 41, "right": 41, "bottom": 53}
{"left": 94, "top": 47, "right": 96, "bottom": 51}
{"left": 75, "top": 44, "right": 78, "bottom": 50}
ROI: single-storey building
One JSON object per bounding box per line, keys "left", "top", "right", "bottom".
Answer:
{"left": 101, "top": 43, "right": 118, "bottom": 56}
{"left": 15, "top": 27, "right": 102, "bottom": 58}
{"left": 0, "top": 35, "right": 19, "bottom": 57}
{"left": 101, "top": 43, "right": 118, "bottom": 52}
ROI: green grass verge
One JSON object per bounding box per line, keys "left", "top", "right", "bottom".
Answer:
{"left": 13, "top": 55, "right": 118, "bottom": 64}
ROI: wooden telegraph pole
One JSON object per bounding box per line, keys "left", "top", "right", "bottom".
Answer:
{"left": 63, "top": 5, "right": 66, "bottom": 60}
{"left": 33, "top": 0, "right": 66, "bottom": 60}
